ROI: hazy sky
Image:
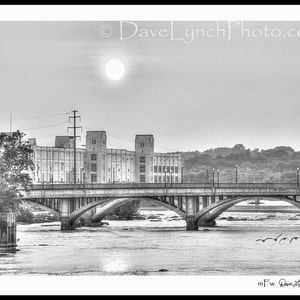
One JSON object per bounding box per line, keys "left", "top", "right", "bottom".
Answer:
{"left": 1, "top": 21, "right": 300, "bottom": 152}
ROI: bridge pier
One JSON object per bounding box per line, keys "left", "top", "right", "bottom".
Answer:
{"left": 185, "top": 196, "right": 199, "bottom": 230}
{"left": 186, "top": 216, "right": 198, "bottom": 230}
{"left": 60, "top": 198, "right": 75, "bottom": 230}
{"left": 60, "top": 216, "right": 75, "bottom": 230}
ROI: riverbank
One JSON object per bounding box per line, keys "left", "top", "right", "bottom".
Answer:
{"left": 227, "top": 205, "right": 300, "bottom": 213}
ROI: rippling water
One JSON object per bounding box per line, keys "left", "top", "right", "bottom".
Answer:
{"left": 1, "top": 210, "right": 300, "bottom": 276}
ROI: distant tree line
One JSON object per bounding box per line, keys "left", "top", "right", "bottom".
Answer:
{"left": 182, "top": 144, "right": 300, "bottom": 183}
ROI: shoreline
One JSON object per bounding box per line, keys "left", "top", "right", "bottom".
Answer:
{"left": 139, "top": 205, "right": 300, "bottom": 214}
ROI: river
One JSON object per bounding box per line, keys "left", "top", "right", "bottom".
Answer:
{"left": 1, "top": 210, "right": 300, "bottom": 276}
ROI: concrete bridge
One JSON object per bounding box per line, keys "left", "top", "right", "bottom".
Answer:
{"left": 19, "top": 182, "right": 300, "bottom": 230}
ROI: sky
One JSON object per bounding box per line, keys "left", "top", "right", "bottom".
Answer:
{"left": 1, "top": 21, "right": 300, "bottom": 152}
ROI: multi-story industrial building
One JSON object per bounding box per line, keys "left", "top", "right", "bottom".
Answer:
{"left": 28, "top": 131, "right": 183, "bottom": 184}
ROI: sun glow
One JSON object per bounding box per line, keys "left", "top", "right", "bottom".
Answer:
{"left": 105, "top": 58, "right": 125, "bottom": 81}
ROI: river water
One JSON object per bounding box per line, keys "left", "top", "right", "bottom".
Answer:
{"left": 1, "top": 210, "right": 300, "bottom": 276}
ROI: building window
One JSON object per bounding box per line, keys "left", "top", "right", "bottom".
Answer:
{"left": 91, "top": 174, "right": 97, "bottom": 182}
{"left": 140, "top": 156, "right": 145, "bottom": 163}
{"left": 154, "top": 175, "right": 157, "bottom": 183}
{"left": 91, "top": 154, "right": 97, "bottom": 161}
{"left": 167, "top": 166, "right": 170, "bottom": 173}
{"left": 158, "top": 176, "right": 162, "bottom": 183}
{"left": 140, "top": 142, "right": 145, "bottom": 147}
{"left": 91, "top": 163, "right": 97, "bottom": 172}
{"left": 158, "top": 166, "right": 162, "bottom": 173}
{"left": 140, "top": 165, "right": 145, "bottom": 172}
{"left": 92, "top": 139, "right": 97, "bottom": 145}
{"left": 140, "top": 175, "right": 145, "bottom": 182}
{"left": 175, "top": 166, "right": 178, "bottom": 173}
{"left": 171, "top": 166, "right": 174, "bottom": 172}
{"left": 154, "top": 166, "right": 157, "bottom": 173}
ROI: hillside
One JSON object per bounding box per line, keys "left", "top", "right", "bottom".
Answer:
{"left": 182, "top": 144, "right": 300, "bottom": 183}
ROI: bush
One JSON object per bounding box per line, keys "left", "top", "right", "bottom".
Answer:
{"left": 17, "top": 208, "right": 34, "bottom": 223}
{"left": 109, "top": 201, "right": 140, "bottom": 220}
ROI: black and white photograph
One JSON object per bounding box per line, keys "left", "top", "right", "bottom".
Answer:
{"left": 1, "top": 4, "right": 300, "bottom": 295}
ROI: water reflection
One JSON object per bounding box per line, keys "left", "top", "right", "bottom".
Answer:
{"left": 99, "top": 254, "right": 129, "bottom": 274}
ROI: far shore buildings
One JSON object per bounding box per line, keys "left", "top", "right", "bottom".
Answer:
{"left": 27, "top": 131, "right": 183, "bottom": 184}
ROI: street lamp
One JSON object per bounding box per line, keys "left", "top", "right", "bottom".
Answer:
{"left": 235, "top": 164, "right": 238, "bottom": 184}
{"left": 297, "top": 168, "right": 299, "bottom": 188}
{"left": 212, "top": 168, "right": 215, "bottom": 187}
{"left": 217, "top": 169, "right": 220, "bottom": 187}
{"left": 83, "top": 170, "right": 86, "bottom": 188}
{"left": 164, "top": 168, "right": 167, "bottom": 188}
{"left": 170, "top": 170, "right": 173, "bottom": 188}
{"left": 181, "top": 164, "right": 184, "bottom": 183}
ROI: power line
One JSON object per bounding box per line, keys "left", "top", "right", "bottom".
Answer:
{"left": 16, "top": 112, "right": 70, "bottom": 121}
{"left": 20, "top": 122, "right": 69, "bottom": 131}
{"left": 35, "top": 132, "right": 68, "bottom": 139}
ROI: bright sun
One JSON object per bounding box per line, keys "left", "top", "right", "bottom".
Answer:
{"left": 105, "top": 58, "right": 125, "bottom": 81}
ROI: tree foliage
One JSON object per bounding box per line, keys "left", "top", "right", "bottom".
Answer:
{"left": 183, "top": 144, "right": 300, "bottom": 183}
{"left": 0, "top": 131, "right": 34, "bottom": 213}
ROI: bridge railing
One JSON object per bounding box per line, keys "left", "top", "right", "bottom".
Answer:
{"left": 26, "top": 182, "right": 299, "bottom": 190}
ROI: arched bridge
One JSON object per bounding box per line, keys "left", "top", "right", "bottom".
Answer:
{"left": 19, "top": 182, "right": 300, "bottom": 231}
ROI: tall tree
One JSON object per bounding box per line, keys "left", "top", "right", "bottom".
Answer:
{"left": 0, "top": 131, "right": 34, "bottom": 213}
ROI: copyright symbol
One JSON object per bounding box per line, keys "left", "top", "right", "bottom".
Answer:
{"left": 99, "top": 25, "right": 113, "bottom": 38}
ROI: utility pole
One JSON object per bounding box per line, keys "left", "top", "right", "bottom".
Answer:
{"left": 68, "top": 110, "right": 82, "bottom": 189}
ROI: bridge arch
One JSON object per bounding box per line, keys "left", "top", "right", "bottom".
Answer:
{"left": 67, "top": 197, "right": 186, "bottom": 228}
{"left": 24, "top": 199, "right": 60, "bottom": 218}
{"left": 194, "top": 196, "right": 300, "bottom": 226}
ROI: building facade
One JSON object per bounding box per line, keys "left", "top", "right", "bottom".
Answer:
{"left": 29, "top": 131, "right": 183, "bottom": 184}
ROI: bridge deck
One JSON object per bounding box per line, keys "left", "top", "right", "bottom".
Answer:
{"left": 20, "top": 183, "right": 300, "bottom": 199}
